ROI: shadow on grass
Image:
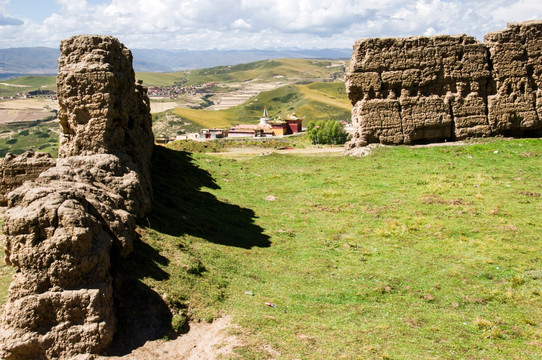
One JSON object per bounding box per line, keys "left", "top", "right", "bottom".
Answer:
{"left": 107, "top": 145, "right": 270, "bottom": 355}
{"left": 147, "top": 145, "right": 271, "bottom": 249}
{"left": 108, "top": 236, "right": 174, "bottom": 356}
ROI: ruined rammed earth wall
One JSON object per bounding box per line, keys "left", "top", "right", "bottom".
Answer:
{"left": 345, "top": 20, "right": 542, "bottom": 150}
{"left": 0, "top": 35, "right": 153, "bottom": 359}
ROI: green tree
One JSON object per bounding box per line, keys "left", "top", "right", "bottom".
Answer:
{"left": 306, "top": 119, "right": 348, "bottom": 145}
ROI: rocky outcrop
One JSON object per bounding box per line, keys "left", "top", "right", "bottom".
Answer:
{"left": 345, "top": 20, "right": 542, "bottom": 150}
{"left": 0, "top": 152, "right": 56, "bottom": 206}
{"left": 0, "top": 35, "right": 153, "bottom": 359}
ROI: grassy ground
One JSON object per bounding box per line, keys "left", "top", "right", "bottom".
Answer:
{"left": 0, "top": 76, "right": 56, "bottom": 97}
{"left": 139, "top": 138, "right": 542, "bottom": 358}
{"left": 0, "top": 221, "right": 13, "bottom": 306}
{"left": 165, "top": 135, "right": 311, "bottom": 153}
{"left": 0, "top": 120, "right": 59, "bottom": 157}
{"left": 0, "top": 138, "right": 540, "bottom": 358}
{"left": 172, "top": 82, "right": 351, "bottom": 129}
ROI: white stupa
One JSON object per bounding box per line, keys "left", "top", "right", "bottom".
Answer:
{"left": 259, "top": 107, "right": 271, "bottom": 126}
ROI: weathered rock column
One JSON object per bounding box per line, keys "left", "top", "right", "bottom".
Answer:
{"left": 0, "top": 35, "right": 153, "bottom": 359}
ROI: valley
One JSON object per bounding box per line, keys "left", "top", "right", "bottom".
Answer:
{"left": 0, "top": 58, "right": 350, "bottom": 155}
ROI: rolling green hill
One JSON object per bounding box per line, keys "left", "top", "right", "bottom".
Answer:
{"left": 0, "top": 76, "right": 56, "bottom": 97}
{"left": 171, "top": 81, "right": 351, "bottom": 129}
{"left": 0, "top": 58, "right": 346, "bottom": 93}
{"left": 136, "top": 58, "right": 346, "bottom": 87}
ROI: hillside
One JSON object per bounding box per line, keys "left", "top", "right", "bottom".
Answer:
{"left": 0, "top": 58, "right": 346, "bottom": 91}
{"left": 136, "top": 58, "right": 346, "bottom": 87}
{"left": 167, "top": 81, "right": 351, "bottom": 131}
{"left": 0, "top": 59, "right": 351, "bottom": 150}
{"left": 0, "top": 47, "right": 59, "bottom": 75}
{"left": 0, "top": 75, "right": 56, "bottom": 97}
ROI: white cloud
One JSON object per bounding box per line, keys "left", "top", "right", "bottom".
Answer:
{"left": 0, "top": 0, "right": 22, "bottom": 26}
{"left": 0, "top": 13, "right": 22, "bottom": 26}
{"left": 491, "top": 0, "right": 542, "bottom": 23}
{"left": 231, "top": 19, "right": 251, "bottom": 30}
{"left": 0, "top": 0, "right": 540, "bottom": 49}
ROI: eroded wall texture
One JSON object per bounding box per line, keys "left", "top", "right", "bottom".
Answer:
{"left": 0, "top": 35, "right": 153, "bottom": 360}
{"left": 345, "top": 20, "right": 542, "bottom": 150}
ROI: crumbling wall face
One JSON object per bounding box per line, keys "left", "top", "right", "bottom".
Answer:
{"left": 345, "top": 20, "right": 542, "bottom": 149}
{"left": 57, "top": 35, "right": 154, "bottom": 218}
{"left": 485, "top": 21, "right": 542, "bottom": 135}
{"left": 345, "top": 35, "right": 491, "bottom": 148}
{"left": 0, "top": 152, "right": 56, "bottom": 206}
{"left": 0, "top": 35, "right": 153, "bottom": 360}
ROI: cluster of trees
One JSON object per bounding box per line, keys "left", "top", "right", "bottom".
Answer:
{"left": 306, "top": 119, "right": 349, "bottom": 145}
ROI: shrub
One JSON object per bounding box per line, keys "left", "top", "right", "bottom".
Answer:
{"left": 306, "top": 119, "right": 348, "bottom": 145}
{"left": 172, "top": 314, "right": 189, "bottom": 332}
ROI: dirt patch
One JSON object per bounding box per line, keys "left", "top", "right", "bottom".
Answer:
{"left": 0, "top": 98, "right": 59, "bottom": 110}
{"left": 210, "top": 81, "right": 284, "bottom": 110}
{"left": 150, "top": 102, "right": 179, "bottom": 114}
{"left": 98, "top": 316, "right": 241, "bottom": 360}
{"left": 0, "top": 83, "right": 31, "bottom": 88}
{"left": 518, "top": 191, "right": 541, "bottom": 197}
{"left": 0, "top": 99, "right": 58, "bottom": 124}
{"left": 421, "top": 194, "right": 467, "bottom": 205}
{"left": 209, "top": 147, "right": 343, "bottom": 159}
{"left": 0, "top": 109, "right": 55, "bottom": 124}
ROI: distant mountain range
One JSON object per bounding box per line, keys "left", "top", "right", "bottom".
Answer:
{"left": 0, "top": 47, "right": 352, "bottom": 77}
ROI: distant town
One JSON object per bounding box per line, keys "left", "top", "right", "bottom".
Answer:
{"left": 155, "top": 108, "right": 305, "bottom": 144}
{"left": 0, "top": 89, "right": 57, "bottom": 100}
{"left": 147, "top": 82, "right": 218, "bottom": 98}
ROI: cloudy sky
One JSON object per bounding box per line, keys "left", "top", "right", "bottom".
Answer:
{"left": 0, "top": 0, "right": 540, "bottom": 50}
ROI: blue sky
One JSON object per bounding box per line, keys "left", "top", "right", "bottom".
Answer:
{"left": 0, "top": 0, "right": 540, "bottom": 50}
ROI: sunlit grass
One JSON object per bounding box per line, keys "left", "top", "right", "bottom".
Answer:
{"left": 0, "top": 138, "right": 540, "bottom": 359}
{"left": 145, "top": 137, "right": 542, "bottom": 358}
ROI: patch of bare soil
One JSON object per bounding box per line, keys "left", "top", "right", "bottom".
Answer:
{"left": 346, "top": 141, "right": 469, "bottom": 157}
{"left": 209, "top": 146, "right": 344, "bottom": 159}
{"left": 0, "top": 98, "right": 59, "bottom": 110}
{"left": 0, "top": 99, "right": 58, "bottom": 123}
{"left": 97, "top": 317, "right": 241, "bottom": 360}
{"left": 150, "top": 101, "right": 179, "bottom": 114}
{"left": 0, "top": 109, "right": 55, "bottom": 124}
{"left": 210, "top": 81, "right": 284, "bottom": 110}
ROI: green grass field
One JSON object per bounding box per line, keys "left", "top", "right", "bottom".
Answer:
{"left": 0, "top": 120, "right": 59, "bottom": 157}
{"left": 171, "top": 81, "right": 351, "bottom": 129}
{"left": 135, "top": 138, "right": 542, "bottom": 358}
{"left": 1, "top": 138, "right": 541, "bottom": 358}
{"left": 0, "top": 76, "right": 56, "bottom": 97}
